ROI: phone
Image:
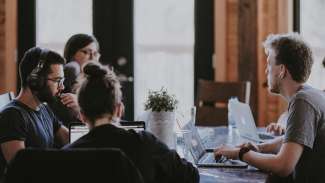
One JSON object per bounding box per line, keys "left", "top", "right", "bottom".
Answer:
{"left": 118, "top": 121, "right": 146, "bottom": 132}
{"left": 69, "top": 122, "right": 89, "bottom": 143}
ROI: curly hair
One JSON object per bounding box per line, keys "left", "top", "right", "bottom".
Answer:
{"left": 263, "top": 33, "right": 313, "bottom": 83}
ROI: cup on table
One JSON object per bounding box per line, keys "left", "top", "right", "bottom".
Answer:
{"left": 175, "top": 130, "right": 192, "bottom": 160}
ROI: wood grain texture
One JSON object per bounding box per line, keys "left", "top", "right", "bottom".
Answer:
{"left": 0, "top": 0, "right": 17, "bottom": 94}
{"left": 214, "top": 0, "right": 291, "bottom": 126}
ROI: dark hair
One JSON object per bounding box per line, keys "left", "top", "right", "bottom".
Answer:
{"left": 78, "top": 62, "right": 122, "bottom": 122}
{"left": 19, "top": 47, "right": 66, "bottom": 88}
{"left": 263, "top": 33, "right": 313, "bottom": 83}
{"left": 63, "top": 34, "right": 99, "bottom": 63}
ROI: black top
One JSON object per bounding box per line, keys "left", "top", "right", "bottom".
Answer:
{"left": 64, "top": 124, "right": 199, "bottom": 183}
{"left": 47, "top": 61, "right": 81, "bottom": 126}
{"left": 4, "top": 148, "right": 144, "bottom": 183}
{"left": 0, "top": 100, "right": 62, "bottom": 177}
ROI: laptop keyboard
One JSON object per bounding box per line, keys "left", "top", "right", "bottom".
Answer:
{"left": 201, "top": 153, "right": 228, "bottom": 164}
{"left": 258, "top": 133, "right": 274, "bottom": 140}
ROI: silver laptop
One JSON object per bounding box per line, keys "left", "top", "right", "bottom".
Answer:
{"left": 230, "top": 101, "right": 274, "bottom": 143}
{"left": 69, "top": 123, "right": 89, "bottom": 143}
{"left": 183, "top": 122, "right": 247, "bottom": 168}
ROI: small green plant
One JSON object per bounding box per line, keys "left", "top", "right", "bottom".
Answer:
{"left": 144, "top": 88, "right": 178, "bottom": 112}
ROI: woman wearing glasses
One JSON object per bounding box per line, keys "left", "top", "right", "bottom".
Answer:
{"left": 48, "top": 34, "right": 100, "bottom": 127}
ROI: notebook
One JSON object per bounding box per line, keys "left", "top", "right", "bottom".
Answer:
{"left": 230, "top": 101, "right": 275, "bottom": 143}
{"left": 183, "top": 122, "right": 247, "bottom": 168}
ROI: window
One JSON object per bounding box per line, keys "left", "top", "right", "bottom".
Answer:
{"left": 36, "top": 0, "right": 92, "bottom": 54}
{"left": 134, "top": 0, "right": 194, "bottom": 121}
{"left": 301, "top": 0, "right": 325, "bottom": 90}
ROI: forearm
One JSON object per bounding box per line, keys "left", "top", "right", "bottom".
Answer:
{"left": 56, "top": 126, "right": 69, "bottom": 145}
{"left": 258, "top": 136, "right": 283, "bottom": 154}
{"left": 1, "top": 140, "right": 25, "bottom": 162}
{"left": 243, "top": 142, "right": 302, "bottom": 177}
{"left": 242, "top": 151, "right": 288, "bottom": 176}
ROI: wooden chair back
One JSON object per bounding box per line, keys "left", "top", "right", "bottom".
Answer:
{"left": 195, "top": 79, "right": 251, "bottom": 126}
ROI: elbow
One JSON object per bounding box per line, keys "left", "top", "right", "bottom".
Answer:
{"left": 274, "top": 163, "right": 294, "bottom": 177}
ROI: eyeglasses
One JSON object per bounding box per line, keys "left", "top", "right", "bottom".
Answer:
{"left": 79, "top": 49, "right": 101, "bottom": 59}
{"left": 47, "top": 77, "right": 65, "bottom": 86}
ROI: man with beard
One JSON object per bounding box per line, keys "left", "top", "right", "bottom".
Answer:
{"left": 0, "top": 47, "right": 69, "bottom": 177}
{"left": 214, "top": 33, "right": 325, "bottom": 183}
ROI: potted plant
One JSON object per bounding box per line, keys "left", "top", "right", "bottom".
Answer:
{"left": 144, "top": 88, "right": 178, "bottom": 148}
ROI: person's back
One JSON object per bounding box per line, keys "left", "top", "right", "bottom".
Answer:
{"left": 64, "top": 124, "right": 198, "bottom": 183}
{"left": 285, "top": 85, "right": 325, "bottom": 182}
{"left": 63, "top": 62, "right": 199, "bottom": 183}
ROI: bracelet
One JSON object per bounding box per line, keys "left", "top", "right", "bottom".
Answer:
{"left": 238, "top": 147, "right": 250, "bottom": 161}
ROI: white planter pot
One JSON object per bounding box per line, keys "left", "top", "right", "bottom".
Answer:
{"left": 147, "top": 111, "right": 175, "bottom": 149}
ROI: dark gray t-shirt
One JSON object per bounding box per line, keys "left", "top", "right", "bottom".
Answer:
{"left": 284, "top": 85, "right": 325, "bottom": 183}
{"left": 0, "top": 100, "right": 62, "bottom": 177}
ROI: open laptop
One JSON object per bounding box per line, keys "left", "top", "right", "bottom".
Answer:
{"left": 69, "top": 121, "right": 146, "bottom": 143}
{"left": 230, "top": 101, "right": 275, "bottom": 143}
{"left": 183, "top": 122, "right": 247, "bottom": 168}
{"left": 69, "top": 122, "right": 89, "bottom": 143}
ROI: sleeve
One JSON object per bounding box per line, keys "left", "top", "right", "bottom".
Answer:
{"left": 47, "top": 97, "right": 80, "bottom": 127}
{"left": 284, "top": 99, "right": 318, "bottom": 149}
{"left": 0, "top": 109, "right": 28, "bottom": 143}
{"left": 162, "top": 150, "right": 199, "bottom": 183}
{"left": 139, "top": 131, "right": 199, "bottom": 183}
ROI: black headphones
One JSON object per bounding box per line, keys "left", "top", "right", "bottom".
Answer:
{"left": 27, "top": 48, "right": 50, "bottom": 91}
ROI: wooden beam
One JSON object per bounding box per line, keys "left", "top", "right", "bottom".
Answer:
{"left": 214, "top": 0, "right": 227, "bottom": 81}
{"left": 0, "top": 0, "right": 17, "bottom": 94}
{"left": 238, "top": 0, "right": 258, "bottom": 120}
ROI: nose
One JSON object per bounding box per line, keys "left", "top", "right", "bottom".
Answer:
{"left": 265, "top": 65, "right": 268, "bottom": 75}
{"left": 89, "top": 53, "right": 94, "bottom": 60}
{"left": 58, "top": 82, "right": 65, "bottom": 91}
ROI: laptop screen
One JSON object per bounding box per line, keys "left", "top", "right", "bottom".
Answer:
{"left": 119, "top": 121, "right": 145, "bottom": 132}
{"left": 183, "top": 122, "right": 205, "bottom": 163}
{"left": 69, "top": 123, "right": 89, "bottom": 143}
{"left": 231, "top": 101, "right": 260, "bottom": 141}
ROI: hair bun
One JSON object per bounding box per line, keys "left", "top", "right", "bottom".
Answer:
{"left": 83, "top": 62, "right": 107, "bottom": 78}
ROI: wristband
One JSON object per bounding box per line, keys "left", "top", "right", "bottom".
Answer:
{"left": 238, "top": 147, "right": 250, "bottom": 161}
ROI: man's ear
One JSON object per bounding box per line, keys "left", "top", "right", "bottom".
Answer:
{"left": 279, "top": 64, "right": 287, "bottom": 79}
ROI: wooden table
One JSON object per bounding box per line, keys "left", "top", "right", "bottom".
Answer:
{"left": 197, "top": 126, "right": 268, "bottom": 183}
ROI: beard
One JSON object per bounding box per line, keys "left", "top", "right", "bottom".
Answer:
{"left": 268, "top": 76, "right": 281, "bottom": 94}
{"left": 34, "top": 84, "right": 57, "bottom": 104}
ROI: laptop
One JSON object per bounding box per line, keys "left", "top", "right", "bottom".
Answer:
{"left": 119, "top": 121, "right": 146, "bottom": 133}
{"left": 230, "top": 101, "right": 275, "bottom": 143}
{"left": 69, "top": 122, "right": 89, "bottom": 143}
{"left": 69, "top": 121, "right": 146, "bottom": 143}
{"left": 183, "top": 122, "right": 247, "bottom": 168}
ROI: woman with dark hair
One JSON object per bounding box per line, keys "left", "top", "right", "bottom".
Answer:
{"left": 48, "top": 34, "right": 100, "bottom": 127}
{"left": 64, "top": 62, "right": 199, "bottom": 183}
{"left": 63, "top": 33, "right": 100, "bottom": 93}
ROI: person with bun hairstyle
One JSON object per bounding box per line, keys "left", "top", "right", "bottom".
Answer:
{"left": 64, "top": 62, "right": 199, "bottom": 183}
{"left": 48, "top": 34, "right": 100, "bottom": 127}
{"left": 0, "top": 47, "right": 69, "bottom": 178}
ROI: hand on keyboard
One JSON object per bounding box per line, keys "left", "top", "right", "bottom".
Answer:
{"left": 215, "top": 155, "right": 228, "bottom": 163}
